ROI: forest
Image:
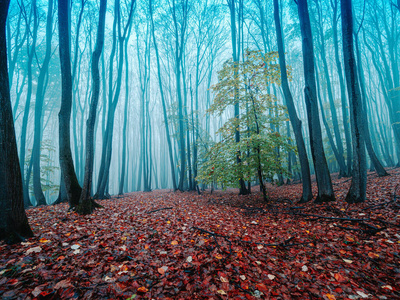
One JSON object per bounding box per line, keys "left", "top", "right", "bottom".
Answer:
{"left": 0, "top": 0, "right": 399, "bottom": 298}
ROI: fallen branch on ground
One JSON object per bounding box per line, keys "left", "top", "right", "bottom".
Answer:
{"left": 146, "top": 207, "right": 173, "bottom": 214}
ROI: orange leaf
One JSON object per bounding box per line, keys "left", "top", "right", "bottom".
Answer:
{"left": 137, "top": 286, "right": 148, "bottom": 293}
{"left": 368, "top": 252, "right": 379, "bottom": 259}
{"left": 334, "top": 273, "right": 347, "bottom": 283}
{"left": 171, "top": 240, "right": 178, "bottom": 245}
{"left": 325, "top": 293, "right": 336, "bottom": 300}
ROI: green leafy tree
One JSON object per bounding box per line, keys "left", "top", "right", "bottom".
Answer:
{"left": 197, "top": 50, "right": 295, "bottom": 201}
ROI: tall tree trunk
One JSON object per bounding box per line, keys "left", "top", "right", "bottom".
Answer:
{"left": 331, "top": 0, "right": 352, "bottom": 176}
{"left": 297, "top": 0, "right": 335, "bottom": 203}
{"left": 0, "top": 0, "right": 33, "bottom": 244}
{"left": 228, "top": 0, "right": 248, "bottom": 195}
{"left": 341, "top": 0, "right": 367, "bottom": 203}
{"left": 119, "top": 24, "right": 132, "bottom": 195}
{"left": 273, "top": 0, "right": 312, "bottom": 203}
{"left": 149, "top": 0, "right": 177, "bottom": 191}
{"left": 78, "top": 0, "right": 107, "bottom": 214}
{"left": 58, "top": 0, "right": 82, "bottom": 209}
{"left": 354, "top": 33, "right": 388, "bottom": 177}
{"left": 20, "top": 1, "right": 39, "bottom": 208}
{"left": 315, "top": 0, "right": 347, "bottom": 176}
{"left": 32, "top": 0, "right": 54, "bottom": 206}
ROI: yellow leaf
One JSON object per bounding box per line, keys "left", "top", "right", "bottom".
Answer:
{"left": 39, "top": 238, "right": 50, "bottom": 243}
{"left": 171, "top": 240, "right": 178, "bottom": 245}
{"left": 215, "top": 254, "right": 223, "bottom": 260}
{"left": 217, "top": 290, "right": 227, "bottom": 295}
{"left": 325, "top": 293, "right": 336, "bottom": 300}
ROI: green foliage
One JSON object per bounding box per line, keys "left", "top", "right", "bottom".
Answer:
{"left": 25, "top": 140, "right": 59, "bottom": 196}
{"left": 197, "top": 50, "right": 295, "bottom": 188}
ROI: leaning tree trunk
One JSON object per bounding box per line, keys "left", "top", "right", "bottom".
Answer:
{"left": 78, "top": 0, "right": 107, "bottom": 214}
{"left": 297, "top": 0, "right": 335, "bottom": 203}
{"left": 354, "top": 34, "right": 388, "bottom": 177}
{"left": 273, "top": 0, "right": 312, "bottom": 203}
{"left": 58, "top": 0, "right": 82, "bottom": 209}
{"left": 0, "top": 0, "right": 33, "bottom": 244}
{"left": 341, "top": 0, "right": 367, "bottom": 203}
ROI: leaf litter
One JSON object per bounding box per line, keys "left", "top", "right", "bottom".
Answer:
{"left": 0, "top": 169, "right": 400, "bottom": 299}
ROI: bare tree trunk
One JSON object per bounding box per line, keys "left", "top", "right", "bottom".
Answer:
{"left": 228, "top": 0, "right": 248, "bottom": 195}
{"left": 149, "top": 0, "right": 177, "bottom": 191}
{"left": 119, "top": 23, "right": 132, "bottom": 195}
{"left": 274, "top": 0, "right": 312, "bottom": 202}
{"left": 78, "top": 0, "right": 107, "bottom": 214}
{"left": 58, "top": 0, "right": 82, "bottom": 209}
{"left": 0, "top": 0, "right": 33, "bottom": 243}
{"left": 354, "top": 33, "right": 388, "bottom": 177}
{"left": 297, "top": 0, "right": 335, "bottom": 203}
{"left": 341, "top": 0, "right": 367, "bottom": 203}
{"left": 32, "top": 0, "right": 54, "bottom": 206}
{"left": 331, "top": 0, "right": 352, "bottom": 176}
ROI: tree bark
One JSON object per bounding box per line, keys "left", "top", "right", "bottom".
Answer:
{"left": 273, "top": 0, "right": 312, "bottom": 203}
{"left": 297, "top": 0, "right": 335, "bottom": 203}
{"left": 228, "top": 0, "right": 248, "bottom": 195}
{"left": 0, "top": 0, "right": 33, "bottom": 244}
{"left": 32, "top": 0, "right": 54, "bottom": 206}
{"left": 78, "top": 0, "right": 107, "bottom": 214}
{"left": 341, "top": 0, "right": 367, "bottom": 203}
{"left": 58, "top": 0, "right": 83, "bottom": 209}
{"left": 149, "top": 0, "right": 177, "bottom": 191}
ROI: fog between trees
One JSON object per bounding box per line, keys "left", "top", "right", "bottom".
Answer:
{"left": 4, "top": 0, "right": 400, "bottom": 208}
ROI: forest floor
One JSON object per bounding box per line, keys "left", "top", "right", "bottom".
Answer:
{"left": 1, "top": 170, "right": 400, "bottom": 300}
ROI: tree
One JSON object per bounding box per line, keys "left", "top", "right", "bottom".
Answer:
{"left": 227, "top": 0, "right": 249, "bottom": 195}
{"left": 95, "top": 0, "right": 135, "bottom": 198}
{"left": 58, "top": 0, "right": 83, "bottom": 208}
{"left": 0, "top": 0, "right": 33, "bottom": 243}
{"left": 149, "top": 0, "right": 177, "bottom": 191}
{"left": 78, "top": 0, "right": 107, "bottom": 214}
{"left": 341, "top": 0, "right": 367, "bottom": 203}
{"left": 32, "top": 0, "right": 55, "bottom": 206}
{"left": 297, "top": 0, "right": 335, "bottom": 203}
{"left": 273, "top": 0, "right": 312, "bottom": 203}
{"left": 198, "top": 50, "right": 294, "bottom": 201}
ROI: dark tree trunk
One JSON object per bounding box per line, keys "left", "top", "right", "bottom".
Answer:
{"left": 53, "top": 174, "right": 68, "bottom": 205}
{"left": 0, "top": 0, "right": 33, "bottom": 244}
{"left": 20, "top": 0, "right": 39, "bottom": 208}
{"left": 341, "top": 0, "right": 367, "bottom": 203}
{"left": 273, "top": 0, "right": 312, "bottom": 203}
{"left": 32, "top": 0, "right": 54, "bottom": 206}
{"left": 297, "top": 0, "right": 335, "bottom": 203}
{"left": 78, "top": 0, "right": 107, "bottom": 214}
{"left": 58, "top": 0, "right": 82, "bottom": 209}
